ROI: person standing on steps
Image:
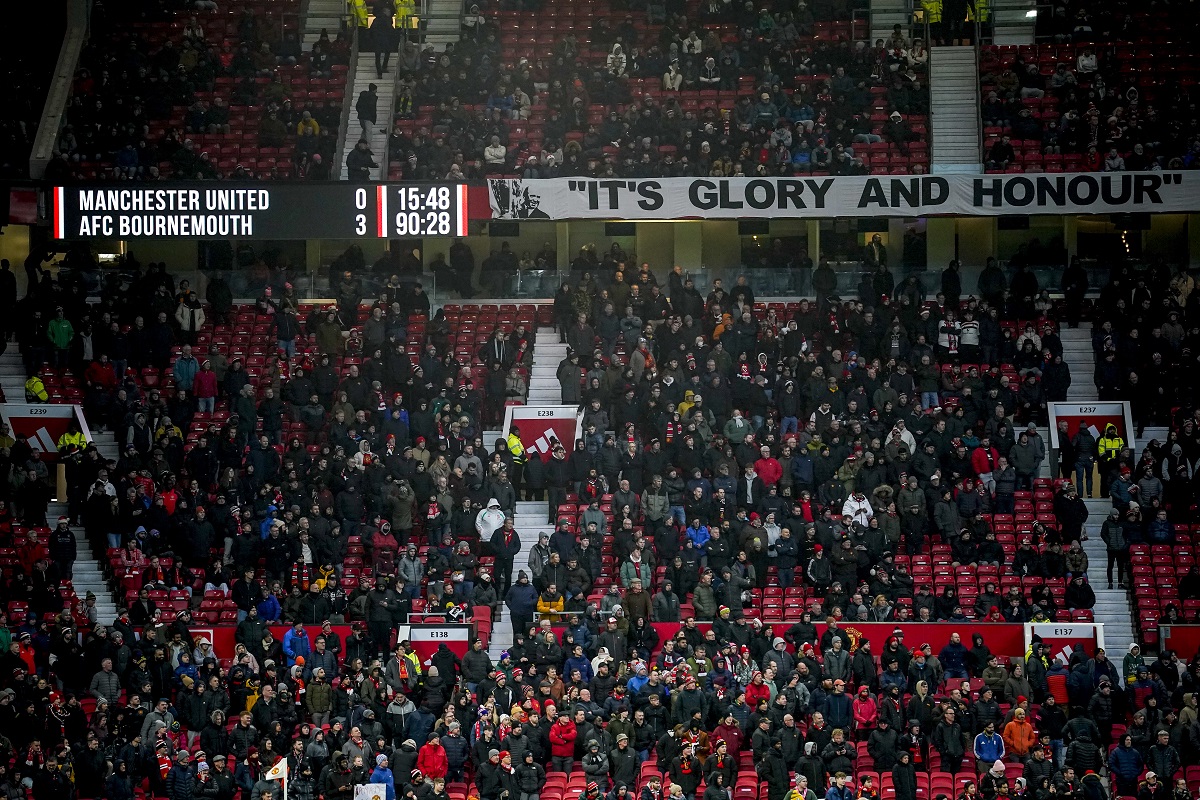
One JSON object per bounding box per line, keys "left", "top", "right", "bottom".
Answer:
{"left": 357, "top": 84, "right": 379, "bottom": 140}
{"left": 505, "top": 570, "right": 537, "bottom": 637}
{"left": 489, "top": 516, "right": 521, "bottom": 597}
{"left": 371, "top": 5, "right": 395, "bottom": 79}
{"left": 49, "top": 516, "right": 78, "bottom": 581}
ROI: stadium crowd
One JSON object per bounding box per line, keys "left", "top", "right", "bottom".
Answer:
{"left": 980, "top": 1, "right": 1200, "bottom": 173}
{"left": 44, "top": 1, "right": 348, "bottom": 183}
{"left": 0, "top": 243, "right": 1199, "bottom": 800}
{"left": 383, "top": 0, "right": 931, "bottom": 180}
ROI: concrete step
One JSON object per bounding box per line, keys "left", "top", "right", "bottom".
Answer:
{"left": 930, "top": 164, "right": 984, "bottom": 174}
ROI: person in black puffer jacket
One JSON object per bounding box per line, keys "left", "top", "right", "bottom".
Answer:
{"left": 1022, "top": 747, "right": 1054, "bottom": 788}
{"left": 165, "top": 752, "right": 197, "bottom": 800}
{"left": 462, "top": 640, "right": 493, "bottom": 688}
{"left": 393, "top": 739, "right": 419, "bottom": 783}
{"left": 440, "top": 724, "right": 471, "bottom": 781}
{"left": 514, "top": 751, "right": 545, "bottom": 800}
{"left": 1065, "top": 733, "right": 1104, "bottom": 776}
{"left": 476, "top": 751, "right": 505, "bottom": 800}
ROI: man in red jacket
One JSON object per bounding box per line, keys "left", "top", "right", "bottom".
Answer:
{"left": 550, "top": 713, "right": 578, "bottom": 774}
{"left": 754, "top": 445, "right": 783, "bottom": 486}
{"left": 970, "top": 436, "right": 1001, "bottom": 494}
{"left": 417, "top": 733, "right": 449, "bottom": 779}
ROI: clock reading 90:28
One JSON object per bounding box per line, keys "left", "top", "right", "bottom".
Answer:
{"left": 393, "top": 211, "right": 453, "bottom": 236}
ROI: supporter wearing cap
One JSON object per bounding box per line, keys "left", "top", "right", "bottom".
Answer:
{"left": 417, "top": 734, "right": 448, "bottom": 780}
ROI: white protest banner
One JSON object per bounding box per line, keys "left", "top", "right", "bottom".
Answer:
{"left": 489, "top": 172, "right": 1200, "bottom": 220}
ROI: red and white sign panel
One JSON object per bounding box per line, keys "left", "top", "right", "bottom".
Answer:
{"left": 1027, "top": 622, "right": 1105, "bottom": 664}
{"left": 1158, "top": 625, "right": 1200, "bottom": 658}
{"left": 1047, "top": 402, "right": 1134, "bottom": 451}
{"left": 502, "top": 405, "right": 583, "bottom": 458}
{"left": 0, "top": 404, "right": 92, "bottom": 462}
{"left": 399, "top": 623, "right": 473, "bottom": 666}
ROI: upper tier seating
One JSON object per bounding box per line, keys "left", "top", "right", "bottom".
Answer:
{"left": 980, "top": 14, "right": 1200, "bottom": 174}
{"left": 44, "top": 0, "right": 349, "bottom": 182}
{"left": 385, "top": 0, "right": 931, "bottom": 179}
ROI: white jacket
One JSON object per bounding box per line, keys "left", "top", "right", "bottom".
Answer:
{"left": 841, "top": 494, "right": 874, "bottom": 527}
{"left": 476, "top": 502, "right": 506, "bottom": 539}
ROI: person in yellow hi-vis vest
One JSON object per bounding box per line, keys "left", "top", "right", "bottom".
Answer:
{"left": 58, "top": 420, "right": 89, "bottom": 523}
{"left": 920, "top": 0, "right": 943, "bottom": 43}
{"left": 56, "top": 425, "right": 88, "bottom": 456}
{"left": 401, "top": 640, "right": 423, "bottom": 680}
{"left": 1097, "top": 423, "right": 1126, "bottom": 498}
{"left": 967, "top": 0, "right": 990, "bottom": 43}
{"left": 351, "top": 0, "right": 369, "bottom": 29}
{"left": 396, "top": 0, "right": 417, "bottom": 32}
{"left": 506, "top": 425, "right": 527, "bottom": 496}
{"left": 24, "top": 371, "right": 48, "bottom": 402}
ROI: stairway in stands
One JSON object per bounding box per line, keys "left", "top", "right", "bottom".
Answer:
{"left": 527, "top": 327, "right": 569, "bottom": 406}
{"left": 424, "top": 0, "right": 464, "bottom": 50}
{"left": 481, "top": 326, "right": 566, "bottom": 659}
{"left": 929, "top": 47, "right": 983, "bottom": 173}
{"left": 0, "top": 348, "right": 120, "bottom": 625}
{"left": 1060, "top": 327, "right": 1098, "bottom": 402}
{"left": 1059, "top": 326, "right": 1148, "bottom": 652}
{"left": 338, "top": 46, "right": 395, "bottom": 180}
{"left": 869, "top": 0, "right": 912, "bottom": 45}
{"left": 1081, "top": 498, "right": 1135, "bottom": 648}
{"left": 486, "top": 502, "right": 549, "bottom": 661}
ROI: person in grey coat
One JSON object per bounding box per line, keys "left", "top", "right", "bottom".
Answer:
{"left": 582, "top": 739, "right": 611, "bottom": 791}
{"left": 1009, "top": 432, "right": 1044, "bottom": 490}
{"left": 823, "top": 638, "right": 851, "bottom": 682}
{"left": 652, "top": 581, "right": 681, "bottom": 622}
{"left": 558, "top": 352, "right": 583, "bottom": 405}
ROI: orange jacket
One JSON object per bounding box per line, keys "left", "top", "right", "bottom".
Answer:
{"left": 1003, "top": 716, "right": 1037, "bottom": 756}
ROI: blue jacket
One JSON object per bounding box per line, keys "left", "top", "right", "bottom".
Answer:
{"left": 1146, "top": 520, "right": 1172, "bottom": 544}
{"left": 565, "top": 654, "right": 594, "bottom": 683}
{"left": 1107, "top": 744, "right": 1143, "bottom": 780}
{"left": 441, "top": 732, "right": 471, "bottom": 770}
{"left": 173, "top": 356, "right": 199, "bottom": 392}
{"left": 259, "top": 506, "right": 280, "bottom": 539}
{"left": 370, "top": 765, "right": 397, "bottom": 800}
{"left": 282, "top": 628, "right": 311, "bottom": 667}
{"left": 256, "top": 593, "right": 282, "bottom": 622}
{"left": 940, "top": 641, "right": 969, "bottom": 675}
{"left": 880, "top": 669, "right": 908, "bottom": 694}
{"left": 687, "top": 525, "right": 711, "bottom": 550}
{"left": 822, "top": 692, "right": 853, "bottom": 730}
{"left": 973, "top": 731, "right": 1005, "bottom": 762}
{"left": 791, "top": 454, "right": 815, "bottom": 485}
{"left": 505, "top": 583, "right": 538, "bottom": 617}
{"left": 174, "top": 661, "right": 200, "bottom": 687}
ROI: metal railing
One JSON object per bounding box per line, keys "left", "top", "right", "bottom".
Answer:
{"left": 973, "top": 24, "right": 985, "bottom": 167}
{"left": 334, "top": 23, "right": 361, "bottom": 179}
{"left": 29, "top": 0, "right": 90, "bottom": 179}
{"left": 73, "top": 260, "right": 440, "bottom": 303}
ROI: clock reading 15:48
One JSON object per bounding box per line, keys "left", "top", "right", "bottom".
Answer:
{"left": 372, "top": 184, "right": 469, "bottom": 237}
